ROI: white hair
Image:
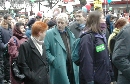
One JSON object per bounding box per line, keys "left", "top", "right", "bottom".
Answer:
{"left": 56, "top": 13, "right": 69, "bottom": 23}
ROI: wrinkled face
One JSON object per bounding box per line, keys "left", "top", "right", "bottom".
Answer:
{"left": 75, "top": 13, "right": 86, "bottom": 24}
{"left": 19, "top": 25, "right": 26, "bottom": 34}
{"left": 57, "top": 19, "right": 67, "bottom": 31}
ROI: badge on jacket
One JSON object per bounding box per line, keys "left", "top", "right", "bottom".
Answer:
{"left": 96, "top": 44, "right": 105, "bottom": 52}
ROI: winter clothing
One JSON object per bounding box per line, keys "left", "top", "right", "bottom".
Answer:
{"left": 69, "top": 22, "right": 85, "bottom": 39}
{"left": 47, "top": 20, "right": 56, "bottom": 28}
{"left": 17, "top": 38, "right": 50, "bottom": 84}
{"left": 8, "top": 24, "right": 27, "bottom": 84}
{"left": 44, "top": 26, "right": 79, "bottom": 84}
{"left": 25, "top": 18, "right": 36, "bottom": 38}
{"left": 112, "top": 24, "right": 130, "bottom": 84}
{"left": 108, "top": 28, "right": 120, "bottom": 53}
{"left": 79, "top": 32, "right": 113, "bottom": 84}
{"left": 0, "top": 21, "right": 13, "bottom": 82}
{"left": 106, "top": 15, "right": 114, "bottom": 34}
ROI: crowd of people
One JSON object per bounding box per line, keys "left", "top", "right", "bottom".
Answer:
{"left": 0, "top": 8, "right": 130, "bottom": 84}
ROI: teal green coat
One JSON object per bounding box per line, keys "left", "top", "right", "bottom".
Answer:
{"left": 44, "top": 26, "right": 79, "bottom": 84}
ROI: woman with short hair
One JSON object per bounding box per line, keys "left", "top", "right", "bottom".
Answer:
{"left": 17, "top": 21, "right": 50, "bottom": 84}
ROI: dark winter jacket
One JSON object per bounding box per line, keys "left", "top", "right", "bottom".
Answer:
{"left": 69, "top": 22, "right": 85, "bottom": 39}
{"left": 79, "top": 33, "right": 113, "bottom": 84}
{"left": 17, "top": 38, "right": 50, "bottom": 84}
{"left": 112, "top": 24, "right": 130, "bottom": 84}
{"left": 0, "top": 24, "right": 12, "bottom": 80}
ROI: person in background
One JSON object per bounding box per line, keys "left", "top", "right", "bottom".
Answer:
{"left": 0, "top": 14, "right": 13, "bottom": 84}
{"left": 25, "top": 18, "right": 35, "bottom": 38}
{"left": 43, "top": 18, "right": 50, "bottom": 24}
{"left": 24, "top": 17, "right": 29, "bottom": 27}
{"left": 14, "top": 15, "right": 20, "bottom": 23}
{"left": 35, "top": 11, "right": 43, "bottom": 21}
{"left": 108, "top": 17, "right": 128, "bottom": 84}
{"left": 8, "top": 22, "right": 28, "bottom": 84}
{"left": 79, "top": 11, "right": 114, "bottom": 84}
{"left": 0, "top": 15, "right": 3, "bottom": 24}
{"left": 18, "top": 18, "right": 25, "bottom": 25}
{"left": 106, "top": 14, "right": 116, "bottom": 34}
{"left": 112, "top": 23, "right": 130, "bottom": 84}
{"left": 108, "top": 17, "right": 128, "bottom": 54}
{"left": 44, "top": 13, "right": 79, "bottom": 84}
{"left": 47, "top": 20, "right": 56, "bottom": 29}
{"left": 69, "top": 10, "right": 87, "bottom": 39}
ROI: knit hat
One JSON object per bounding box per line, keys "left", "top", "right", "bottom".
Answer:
{"left": 36, "top": 11, "right": 42, "bottom": 18}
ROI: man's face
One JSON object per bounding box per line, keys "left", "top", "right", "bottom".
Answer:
{"left": 5, "top": 16, "right": 13, "bottom": 24}
{"left": 57, "top": 19, "right": 67, "bottom": 31}
{"left": 75, "top": 13, "right": 86, "bottom": 24}
{"left": 15, "top": 17, "right": 19, "bottom": 21}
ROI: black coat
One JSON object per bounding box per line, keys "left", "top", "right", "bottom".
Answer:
{"left": 69, "top": 22, "right": 83, "bottom": 39}
{"left": 18, "top": 38, "right": 50, "bottom": 84}
{"left": 0, "top": 27, "right": 12, "bottom": 80}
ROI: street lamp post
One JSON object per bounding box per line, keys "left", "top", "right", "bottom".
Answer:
{"left": 30, "top": 2, "right": 33, "bottom": 16}
{"left": 39, "top": 0, "right": 40, "bottom": 11}
{"left": 126, "top": 0, "right": 128, "bottom": 13}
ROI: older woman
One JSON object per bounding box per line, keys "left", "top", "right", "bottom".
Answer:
{"left": 8, "top": 22, "right": 27, "bottom": 84}
{"left": 44, "top": 13, "right": 79, "bottom": 84}
{"left": 17, "top": 21, "right": 50, "bottom": 84}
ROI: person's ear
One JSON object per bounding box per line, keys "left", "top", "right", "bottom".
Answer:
{"left": 38, "top": 32, "right": 41, "bottom": 36}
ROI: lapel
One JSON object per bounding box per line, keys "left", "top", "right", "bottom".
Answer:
{"left": 28, "top": 38, "right": 46, "bottom": 65}
{"left": 66, "top": 28, "right": 75, "bottom": 48}
{"left": 53, "top": 27, "right": 66, "bottom": 51}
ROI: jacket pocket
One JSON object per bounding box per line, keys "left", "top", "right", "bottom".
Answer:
{"left": 33, "top": 67, "right": 45, "bottom": 83}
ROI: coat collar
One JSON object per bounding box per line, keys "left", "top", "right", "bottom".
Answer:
{"left": 28, "top": 38, "right": 46, "bottom": 65}
{"left": 53, "top": 27, "right": 66, "bottom": 51}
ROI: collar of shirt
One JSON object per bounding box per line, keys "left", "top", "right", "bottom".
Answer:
{"left": 95, "top": 33, "right": 107, "bottom": 43}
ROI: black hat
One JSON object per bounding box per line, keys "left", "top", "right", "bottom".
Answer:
{"left": 27, "top": 18, "right": 36, "bottom": 27}
{"left": 47, "top": 20, "right": 56, "bottom": 28}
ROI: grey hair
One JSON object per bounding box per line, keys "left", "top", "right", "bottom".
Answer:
{"left": 56, "top": 13, "right": 69, "bottom": 23}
